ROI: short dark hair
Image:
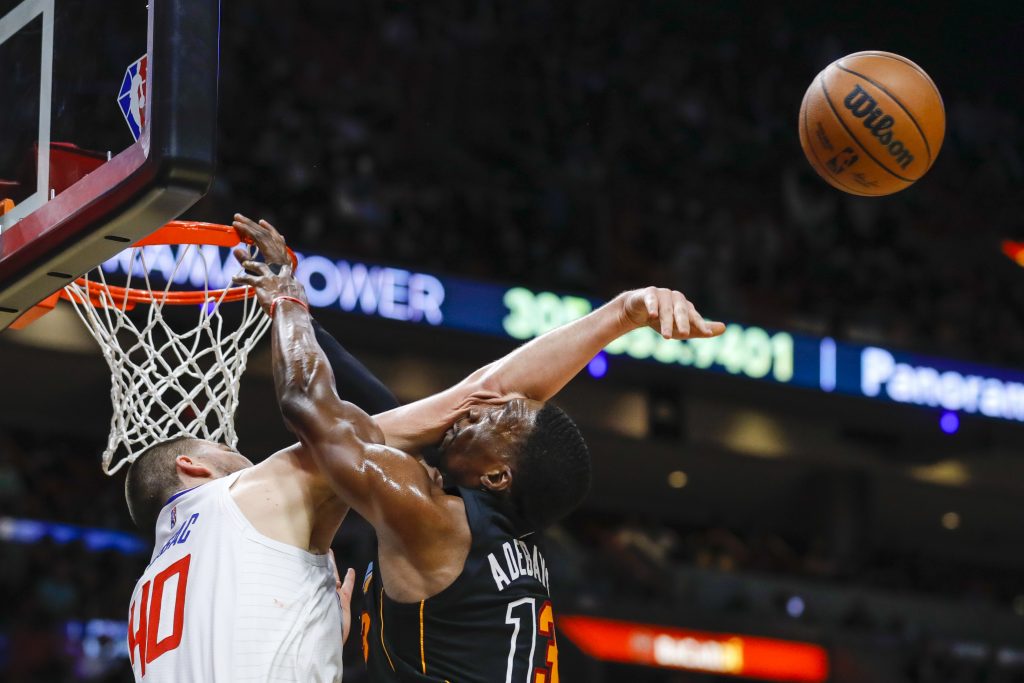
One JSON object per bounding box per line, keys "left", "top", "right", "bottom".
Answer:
{"left": 125, "top": 436, "right": 195, "bottom": 532}
{"left": 510, "top": 404, "right": 591, "bottom": 531}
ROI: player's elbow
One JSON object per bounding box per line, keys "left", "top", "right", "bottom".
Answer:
{"left": 279, "top": 364, "right": 350, "bottom": 435}
{"left": 313, "top": 402, "right": 385, "bottom": 446}
{"left": 474, "top": 365, "right": 535, "bottom": 402}
{"left": 467, "top": 362, "right": 508, "bottom": 397}
{"left": 279, "top": 389, "right": 323, "bottom": 438}
{"left": 317, "top": 417, "right": 384, "bottom": 463}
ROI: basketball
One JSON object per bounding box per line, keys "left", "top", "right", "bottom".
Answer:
{"left": 798, "top": 51, "right": 945, "bottom": 196}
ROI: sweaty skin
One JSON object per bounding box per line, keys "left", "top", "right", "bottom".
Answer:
{"left": 150, "top": 437, "right": 357, "bottom": 644}
{"left": 231, "top": 214, "right": 725, "bottom": 603}
{"left": 139, "top": 215, "right": 365, "bottom": 645}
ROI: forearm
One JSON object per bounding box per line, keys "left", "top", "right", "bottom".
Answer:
{"left": 266, "top": 301, "right": 410, "bottom": 525}
{"left": 375, "top": 373, "right": 497, "bottom": 452}
{"left": 374, "top": 296, "right": 635, "bottom": 452}
{"left": 272, "top": 302, "right": 376, "bottom": 442}
{"left": 376, "top": 286, "right": 716, "bottom": 451}
{"left": 477, "top": 294, "right": 635, "bottom": 401}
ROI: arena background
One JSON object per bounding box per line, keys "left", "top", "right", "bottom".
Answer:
{"left": 2, "top": 1, "right": 1024, "bottom": 681}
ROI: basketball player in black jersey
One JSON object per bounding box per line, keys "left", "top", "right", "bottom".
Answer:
{"left": 232, "top": 217, "right": 725, "bottom": 681}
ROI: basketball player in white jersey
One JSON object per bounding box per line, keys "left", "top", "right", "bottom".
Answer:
{"left": 125, "top": 217, "right": 361, "bottom": 682}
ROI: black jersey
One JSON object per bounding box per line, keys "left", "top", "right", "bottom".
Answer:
{"left": 361, "top": 487, "right": 559, "bottom": 682}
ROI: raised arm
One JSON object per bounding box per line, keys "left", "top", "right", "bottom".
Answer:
{"left": 377, "top": 288, "right": 726, "bottom": 451}
{"left": 478, "top": 288, "right": 724, "bottom": 400}
{"left": 231, "top": 220, "right": 453, "bottom": 554}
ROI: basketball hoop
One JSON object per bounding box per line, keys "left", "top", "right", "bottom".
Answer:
{"left": 60, "top": 221, "right": 294, "bottom": 475}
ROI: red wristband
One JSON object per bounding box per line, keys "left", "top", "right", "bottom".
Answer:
{"left": 270, "top": 295, "right": 309, "bottom": 318}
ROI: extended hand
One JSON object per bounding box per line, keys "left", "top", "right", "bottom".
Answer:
{"left": 329, "top": 551, "right": 356, "bottom": 646}
{"left": 621, "top": 286, "right": 726, "bottom": 340}
{"left": 233, "top": 213, "right": 291, "bottom": 266}
{"left": 231, "top": 255, "right": 308, "bottom": 316}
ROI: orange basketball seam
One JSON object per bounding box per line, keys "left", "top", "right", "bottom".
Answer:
{"left": 851, "top": 52, "right": 945, "bottom": 110}
{"left": 833, "top": 64, "right": 932, "bottom": 164}
{"left": 801, "top": 78, "right": 876, "bottom": 197}
{"left": 819, "top": 78, "right": 915, "bottom": 183}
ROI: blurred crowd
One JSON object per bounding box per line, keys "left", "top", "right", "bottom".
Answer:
{"left": 560, "top": 512, "right": 1024, "bottom": 614}
{"left": 206, "top": 0, "right": 1024, "bottom": 364}
{"left": 3, "top": 428, "right": 1023, "bottom": 681}
{"left": 0, "top": 430, "right": 139, "bottom": 682}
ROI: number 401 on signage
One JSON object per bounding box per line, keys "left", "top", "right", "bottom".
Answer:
{"left": 605, "top": 323, "right": 794, "bottom": 383}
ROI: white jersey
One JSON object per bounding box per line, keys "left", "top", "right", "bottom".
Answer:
{"left": 127, "top": 471, "right": 343, "bottom": 682}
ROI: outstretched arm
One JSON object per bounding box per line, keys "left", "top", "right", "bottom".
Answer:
{"left": 376, "top": 288, "right": 726, "bottom": 451}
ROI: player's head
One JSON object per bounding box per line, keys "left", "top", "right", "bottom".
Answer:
{"left": 125, "top": 436, "right": 253, "bottom": 532}
{"left": 438, "top": 399, "right": 591, "bottom": 531}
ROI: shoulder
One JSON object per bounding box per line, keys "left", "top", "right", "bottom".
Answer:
{"left": 237, "top": 442, "right": 341, "bottom": 504}
{"left": 247, "top": 442, "right": 316, "bottom": 479}
{"left": 231, "top": 444, "right": 346, "bottom": 552}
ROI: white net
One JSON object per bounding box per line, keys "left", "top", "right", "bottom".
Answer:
{"left": 64, "top": 238, "right": 271, "bottom": 474}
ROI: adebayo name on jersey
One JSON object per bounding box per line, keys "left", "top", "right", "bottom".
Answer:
{"left": 487, "top": 539, "right": 551, "bottom": 594}
{"left": 843, "top": 84, "right": 916, "bottom": 171}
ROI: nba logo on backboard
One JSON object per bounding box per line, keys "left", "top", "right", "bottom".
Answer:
{"left": 117, "top": 55, "right": 148, "bottom": 141}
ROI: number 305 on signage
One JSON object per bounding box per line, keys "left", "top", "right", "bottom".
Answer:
{"left": 501, "top": 287, "right": 794, "bottom": 383}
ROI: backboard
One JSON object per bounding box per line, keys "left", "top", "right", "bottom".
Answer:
{"left": 0, "top": 0, "right": 220, "bottom": 331}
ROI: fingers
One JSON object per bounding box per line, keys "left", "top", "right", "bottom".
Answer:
{"left": 638, "top": 286, "right": 723, "bottom": 339}
{"left": 233, "top": 214, "right": 284, "bottom": 244}
{"left": 332, "top": 553, "right": 355, "bottom": 648}
{"left": 230, "top": 273, "right": 264, "bottom": 289}
{"left": 341, "top": 567, "right": 355, "bottom": 601}
{"left": 232, "top": 214, "right": 284, "bottom": 240}
{"left": 673, "top": 295, "right": 688, "bottom": 337}
{"left": 259, "top": 218, "right": 280, "bottom": 235}
{"left": 659, "top": 289, "right": 682, "bottom": 338}
{"left": 231, "top": 245, "right": 249, "bottom": 264}
{"left": 232, "top": 213, "right": 261, "bottom": 236}
{"left": 647, "top": 287, "right": 687, "bottom": 339}
{"left": 703, "top": 320, "right": 727, "bottom": 337}
{"left": 231, "top": 274, "right": 255, "bottom": 288}
{"left": 687, "top": 301, "right": 713, "bottom": 337}
{"left": 232, "top": 215, "right": 264, "bottom": 251}
{"left": 644, "top": 289, "right": 658, "bottom": 319}
{"left": 241, "top": 259, "right": 271, "bottom": 277}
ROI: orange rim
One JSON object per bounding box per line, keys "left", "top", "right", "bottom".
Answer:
{"left": 61, "top": 221, "right": 298, "bottom": 308}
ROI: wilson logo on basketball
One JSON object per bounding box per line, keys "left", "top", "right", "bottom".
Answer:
{"left": 843, "top": 85, "right": 915, "bottom": 170}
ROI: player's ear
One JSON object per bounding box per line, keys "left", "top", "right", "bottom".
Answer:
{"left": 479, "top": 465, "right": 511, "bottom": 493}
{"left": 175, "top": 454, "right": 214, "bottom": 479}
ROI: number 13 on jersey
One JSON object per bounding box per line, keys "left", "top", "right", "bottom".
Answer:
{"left": 505, "top": 598, "right": 558, "bottom": 683}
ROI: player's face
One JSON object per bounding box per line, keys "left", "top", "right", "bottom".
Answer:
{"left": 438, "top": 398, "right": 544, "bottom": 486}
